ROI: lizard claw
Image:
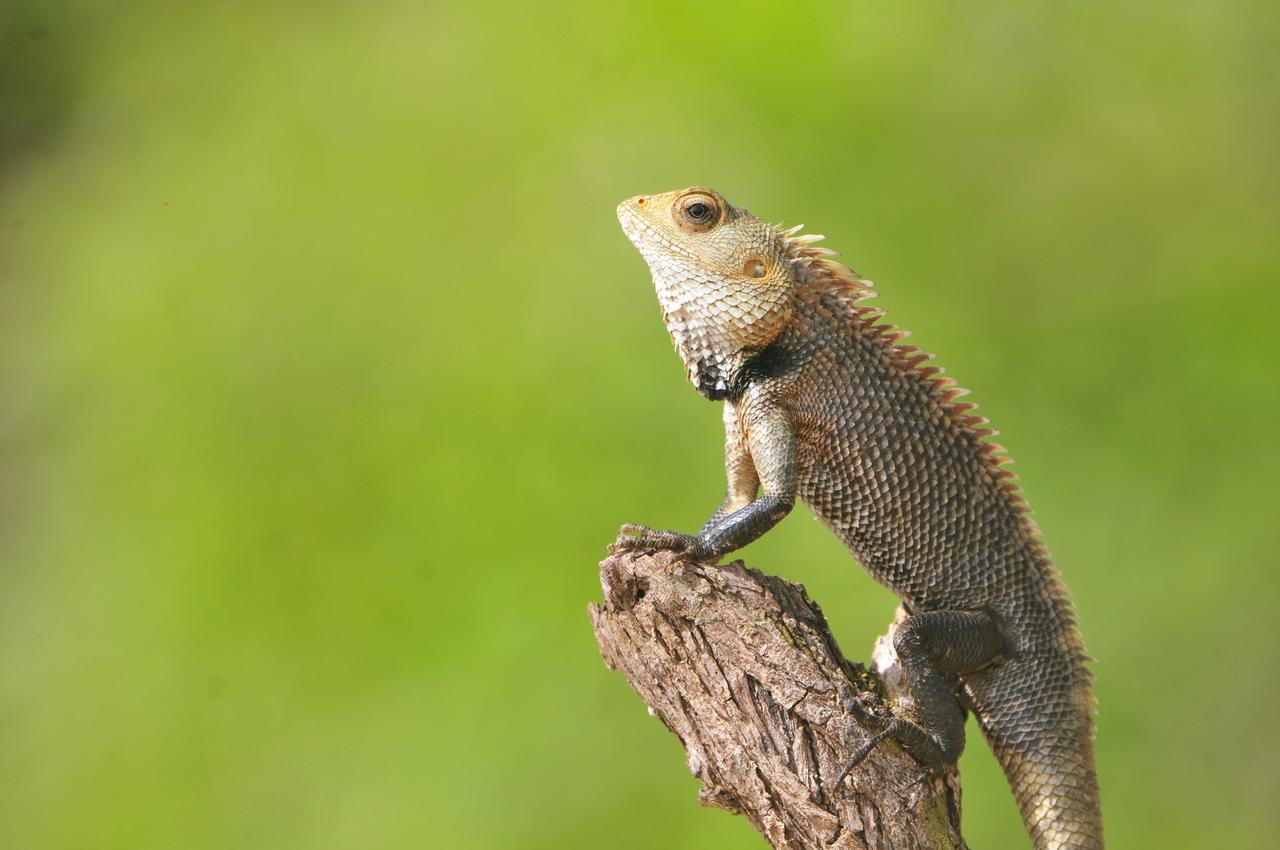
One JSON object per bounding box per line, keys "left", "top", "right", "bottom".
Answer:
{"left": 834, "top": 728, "right": 896, "bottom": 788}
{"left": 832, "top": 682, "right": 894, "bottom": 790}
{"left": 835, "top": 683, "right": 885, "bottom": 729}
{"left": 610, "top": 524, "right": 710, "bottom": 559}
{"left": 609, "top": 523, "right": 656, "bottom": 553}
{"left": 611, "top": 523, "right": 655, "bottom": 548}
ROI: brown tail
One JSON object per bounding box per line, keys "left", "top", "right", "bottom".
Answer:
{"left": 994, "top": 733, "right": 1103, "bottom": 850}
{"left": 970, "top": 656, "right": 1103, "bottom": 850}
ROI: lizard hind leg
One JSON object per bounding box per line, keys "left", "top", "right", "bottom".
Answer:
{"left": 836, "top": 610, "right": 1006, "bottom": 785}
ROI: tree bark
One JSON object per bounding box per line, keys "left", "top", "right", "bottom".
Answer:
{"left": 588, "top": 550, "right": 966, "bottom": 850}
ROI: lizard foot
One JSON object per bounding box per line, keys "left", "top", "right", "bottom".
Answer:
{"left": 833, "top": 683, "right": 950, "bottom": 788}
{"left": 833, "top": 683, "right": 892, "bottom": 787}
{"left": 834, "top": 610, "right": 1003, "bottom": 789}
{"left": 609, "top": 524, "right": 710, "bottom": 559}
{"left": 838, "top": 683, "right": 890, "bottom": 731}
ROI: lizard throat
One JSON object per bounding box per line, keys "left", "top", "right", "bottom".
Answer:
{"left": 660, "top": 307, "right": 741, "bottom": 401}
{"left": 693, "top": 360, "right": 730, "bottom": 401}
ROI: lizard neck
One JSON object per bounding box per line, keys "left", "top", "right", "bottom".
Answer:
{"left": 665, "top": 307, "right": 794, "bottom": 402}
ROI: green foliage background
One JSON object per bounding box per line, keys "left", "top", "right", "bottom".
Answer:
{"left": 2, "top": 2, "right": 1277, "bottom": 848}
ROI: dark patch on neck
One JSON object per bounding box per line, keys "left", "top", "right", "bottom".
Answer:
{"left": 695, "top": 361, "right": 729, "bottom": 401}
{"left": 728, "top": 339, "right": 804, "bottom": 401}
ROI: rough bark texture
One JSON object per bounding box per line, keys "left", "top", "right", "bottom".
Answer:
{"left": 589, "top": 550, "right": 966, "bottom": 850}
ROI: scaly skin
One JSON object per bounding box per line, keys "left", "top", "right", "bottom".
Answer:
{"left": 613, "top": 187, "right": 1102, "bottom": 850}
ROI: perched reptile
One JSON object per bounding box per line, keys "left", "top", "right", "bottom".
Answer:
{"left": 612, "top": 187, "right": 1101, "bottom": 850}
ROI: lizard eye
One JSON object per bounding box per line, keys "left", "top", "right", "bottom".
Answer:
{"left": 677, "top": 194, "right": 721, "bottom": 231}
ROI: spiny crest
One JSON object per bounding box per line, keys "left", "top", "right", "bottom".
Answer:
{"left": 777, "top": 222, "right": 1041, "bottom": 537}
{"left": 778, "top": 223, "right": 876, "bottom": 301}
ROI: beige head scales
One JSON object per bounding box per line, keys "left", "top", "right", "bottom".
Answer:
{"left": 616, "top": 187, "right": 799, "bottom": 399}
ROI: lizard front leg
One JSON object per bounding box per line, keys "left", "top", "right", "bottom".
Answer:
{"left": 612, "top": 392, "right": 796, "bottom": 560}
{"left": 697, "top": 402, "right": 762, "bottom": 534}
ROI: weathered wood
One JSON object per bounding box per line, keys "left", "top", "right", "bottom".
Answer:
{"left": 589, "top": 550, "right": 966, "bottom": 850}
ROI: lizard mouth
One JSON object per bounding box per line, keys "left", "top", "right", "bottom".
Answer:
{"left": 616, "top": 203, "right": 699, "bottom": 266}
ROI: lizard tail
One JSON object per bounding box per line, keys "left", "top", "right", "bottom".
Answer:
{"left": 996, "top": 734, "right": 1103, "bottom": 850}
{"left": 973, "top": 656, "right": 1103, "bottom": 850}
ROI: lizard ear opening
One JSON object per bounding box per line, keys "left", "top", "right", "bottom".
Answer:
{"left": 742, "top": 257, "right": 767, "bottom": 279}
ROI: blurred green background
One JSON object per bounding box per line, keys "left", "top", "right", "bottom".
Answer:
{"left": 2, "top": 1, "right": 1277, "bottom": 848}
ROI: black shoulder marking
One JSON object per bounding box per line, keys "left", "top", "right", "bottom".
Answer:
{"left": 729, "top": 339, "right": 804, "bottom": 401}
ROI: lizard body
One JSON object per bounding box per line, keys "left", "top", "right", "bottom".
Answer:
{"left": 613, "top": 187, "right": 1101, "bottom": 850}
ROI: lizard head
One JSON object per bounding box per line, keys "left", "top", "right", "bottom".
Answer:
{"left": 617, "top": 187, "right": 795, "bottom": 400}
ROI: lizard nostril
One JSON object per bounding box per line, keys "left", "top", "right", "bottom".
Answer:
{"left": 637, "top": 198, "right": 646, "bottom": 206}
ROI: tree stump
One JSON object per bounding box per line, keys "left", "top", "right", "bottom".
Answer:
{"left": 588, "top": 550, "right": 966, "bottom": 850}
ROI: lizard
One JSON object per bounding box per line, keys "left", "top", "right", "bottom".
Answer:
{"left": 611, "top": 186, "right": 1102, "bottom": 850}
